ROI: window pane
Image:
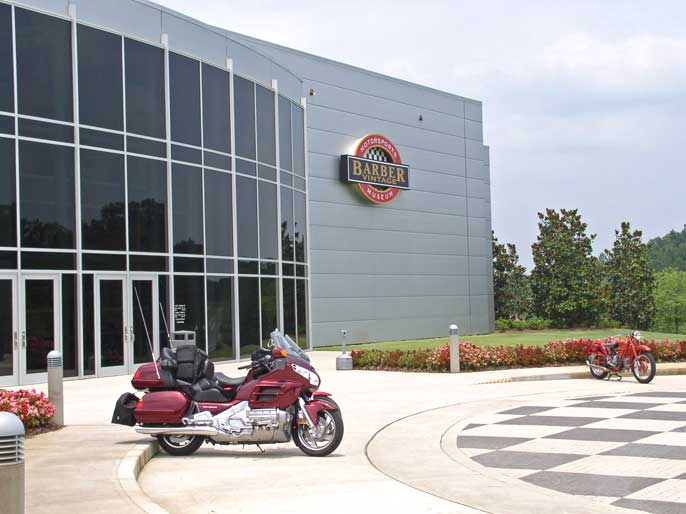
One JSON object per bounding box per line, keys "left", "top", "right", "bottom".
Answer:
{"left": 125, "top": 38, "right": 165, "bottom": 138}
{"left": 238, "top": 276, "right": 259, "bottom": 358}
{"left": 278, "top": 96, "right": 292, "bottom": 171}
{"left": 296, "top": 280, "right": 308, "bottom": 348}
{"left": 172, "top": 164, "right": 203, "bottom": 254}
{"left": 170, "top": 53, "right": 200, "bottom": 146}
{"left": 282, "top": 278, "right": 296, "bottom": 340}
{"left": 78, "top": 25, "right": 123, "bottom": 130}
{"left": 260, "top": 277, "right": 277, "bottom": 346}
{"left": 16, "top": 8, "right": 72, "bottom": 121}
{"left": 294, "top": 191, "right": 307, "bottom": 262}
{"left": 234, "top": 76, "right": 255, "bottom": 159}
{"left": 62, "top": 274, "right": 78, "bottom": 377}
{"left": 158, "top": 276, "right": 169, "bottom": 348}
{"left": 236, "top": 176, "right": 257, "bottom": 258}
{"left": 0, "top": 138, "right": 16, "bottom": 246}
{"left": 80, "top": 149, "right": 125, "bottom": 251}
{"left": 127, "top": 156, "right": 167, "bottom": 252}
{"left": 207, "top": 276, "right": 233, "bottom": 360}
{"left": 80, "top": 128, "right": 124, "bottom": 151}
{"left": 292, "top": 104, "right": 305, "bottom": 176}
{"left": 202, "top": 63, "right": 230, "bottom": 153}
{"left": 258, "top": 181, "right": 277, "bottom": 260}
{"left": 0, "top": 4, "right": 13, "bottom": 113}
{"left": 174, "top": 275, "right": 206, "bottom": 351}
{"left": 82, "top": 274, "right": 95, "bottom": 375}
{"left": 256, "top": 85, "right": 275, "bottom": 166}
{"left": 20, "top": 140, "right": 75, "bottom": 249}
{"left": 204, "top": 169, "right": 232, "bottom": 257}
{"left": 280, "top": 187, "right": 294, "bottom": 261}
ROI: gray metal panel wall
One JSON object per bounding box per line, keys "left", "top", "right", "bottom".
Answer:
{"left": 233, "top": 37, "right": 495, "bottom": 345}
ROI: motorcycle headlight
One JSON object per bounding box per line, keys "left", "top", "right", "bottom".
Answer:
{"left": 633, "top": 331, "right": 641, "bottom": 340}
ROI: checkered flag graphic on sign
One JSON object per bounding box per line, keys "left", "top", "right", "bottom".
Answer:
{"left": 365, "top": 147, "right": 391, "bottom": 162}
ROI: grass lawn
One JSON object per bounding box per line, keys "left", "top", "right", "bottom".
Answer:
{"left": 314, "top": 328, "right": 686, "bottom": 352}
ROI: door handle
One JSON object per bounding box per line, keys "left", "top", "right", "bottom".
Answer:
{"left": 130, "top": 326, "right": 135, "bottom": 343}
{"left": 21, "top": 331, "right": 26, "bottom": 349}
{"left": 123, "top": 326, "right": 127, "bottom": 343}
{"left": 13, "top": 331, "right": 17, "bottom": 350}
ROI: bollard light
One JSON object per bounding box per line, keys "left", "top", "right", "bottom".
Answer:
{"left": 449, "top": 324, "right": 460, "bottom": 373}
{"left": 336, "top": 329, "right": 353, "bottom": 370}
{"left": 0, "top": 411, "right": 25, "bottom": 514}
{"left": 47, "top": 350, "right": 64, "bottom": 426}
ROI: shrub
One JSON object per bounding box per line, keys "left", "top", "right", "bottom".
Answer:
{"left": 495, "top": 318, "right": 553, "bottom": 331}
{"left": 351, "top": 338, "right": 686, "bottom": 373}
{"left": 0, "top": 389, "right": 55, "bottom": 428}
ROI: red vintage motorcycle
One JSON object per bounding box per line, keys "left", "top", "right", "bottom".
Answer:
{"left": 586, "top": 331, "right": 656, "bottom": 383}
{"left": 112, "top": 330, "right": 343, "bottom": 457}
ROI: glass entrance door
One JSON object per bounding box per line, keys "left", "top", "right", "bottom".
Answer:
{"left": 95, "top": 276, "right": 128, "bottom": 377}
{"left": 129, "top": 276, "right": 159, "bottom": 373}
{"left": 20, "top": 276, "right": 60, "bottom": 385}
{"left": 0, "top": 275, "right": 18, "bottom": 387}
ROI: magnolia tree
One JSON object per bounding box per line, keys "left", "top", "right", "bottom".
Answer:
{"left": 492, "top": 232, "right": 532, "bottom": 320}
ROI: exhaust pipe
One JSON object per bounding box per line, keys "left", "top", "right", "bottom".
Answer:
{"left": 586, "top": 359, "right": 610, "bottom": 373}
{"left": 135, "top": 425, "right": 220, "bottom": 437}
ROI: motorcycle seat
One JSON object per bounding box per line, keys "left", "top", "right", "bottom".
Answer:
{"left": 214, "top": 372, "right": 245, "bottom": 389}
{"left": 603, "top": 342, "right": 618, "bottom": 350}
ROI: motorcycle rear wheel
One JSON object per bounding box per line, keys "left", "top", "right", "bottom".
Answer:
{"left": 588, "top": 353, "right": 608, "bottom": 380}
{"left": 632, "top": 352, "right": 656, "bottom": 384}
{"left": 157, "top": 434, "right": 204, "bottom": 456}
{"left": 293, "top": 399, "right": 344, "bottom": 457}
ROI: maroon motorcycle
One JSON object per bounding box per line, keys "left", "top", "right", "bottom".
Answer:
{"left": 112, "top": 330, "right": 343, "bottom": 457}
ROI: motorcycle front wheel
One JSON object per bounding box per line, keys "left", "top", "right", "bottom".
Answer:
{"left": 157, "top": 434, "right": 204, "bottom": 456}
{"left": 632, "top": 352, "right": 656, "bottom": 384}
{"left": 293, "top": 399, "right": 344, "bottom": 457}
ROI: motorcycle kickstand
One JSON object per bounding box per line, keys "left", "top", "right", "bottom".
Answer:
{"left": 255, "top": 444, "right": 265, "bottom": 453}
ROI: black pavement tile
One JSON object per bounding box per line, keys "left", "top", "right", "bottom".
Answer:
{"left": 573, "top": 400, "right": 661, "bottom": 410}
{"left": 613, "top": 498, "right": 686, "bottom": 514}
{"left": 499, "top": 406, "right": 553, "bottom": 415}
{"left": 457, "top": 435, "right": 530, "bottom": 450}
{"left": 463, "top": 423, "right": 484, "bottom": 431}
{"left": 544, "top": 427, "right": 657, "bottom": 442}
{"left": 570, "top": 395, "right": 614, "bottom": 401}
{"left": 620, "top": 410, "right": 686, "bottom": 422}
{"left": 472, "top": 450, "right": 584, "bottom": 470}
{"left": 602, "top": 443, "right": 686, "bottom": 460}
{"left": 497, "top": 415, "right": 602, "bottom": 427}
{"left": 672, "top": 426, "right": 686, "bottom": 432}
{"left": 523, "top": 471, "right": 662, "bottom": 497}
{"left": 628, "top": 391, "right": 686, "bottom": 398}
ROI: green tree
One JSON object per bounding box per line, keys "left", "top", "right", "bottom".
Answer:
{"left": 531, "top": 208, "right": 603, "bottom": 327}
{"left": 648, "top": 225, "right": 686, "bottom": 271}
{"left": 654, "top": 269, "right": 686, "bottom": 333}
{"left": 603, "top": 222, "right": 656, "bottom": 329}
{"left": 492, "top": 232, "right": 532, "bottom": 319}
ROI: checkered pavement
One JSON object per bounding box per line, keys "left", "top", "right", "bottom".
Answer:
{"left": 457, "top": 391, "right": 686, "bottom": 514}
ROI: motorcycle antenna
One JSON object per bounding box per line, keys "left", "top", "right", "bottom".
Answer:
{"left": 134, "top": 286, "right": 160, "bottom": 380}
{"left": 159, "top": 300, "right": 171, "bottom": 346}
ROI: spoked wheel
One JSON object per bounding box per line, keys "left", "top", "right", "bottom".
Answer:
{"left": 157, "top": 434, "right": 204, "bottom": 456}
{"left": 632, "top": 352, "right": 656, "bottom": 384}
{"left": 293, "top": 401, "right": 344, "bottom": 457}
{"left": 588, "top": 353, "right": 609, "bottom": 380}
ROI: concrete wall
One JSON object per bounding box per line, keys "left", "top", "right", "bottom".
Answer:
{"left": 230, "top": 37, "right": 495, "bottom": 346}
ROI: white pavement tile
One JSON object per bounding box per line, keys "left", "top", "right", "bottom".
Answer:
{"left": 488, "top": 467, "right": 537, "bottom": 479}
{"left": 551, "top": 455, "right": 686, "bottom": 479}
{"left": 625, "top": 478, "right": 686, "bottom": 502}
{"left": 647, "top": 403, "right": 686, "bottom": 413}
{"left": 584, "top": 495, "right": 622, "bottom": 505}
{"left": 584, "top": 417, "right": 686, "bottom": 433}
{"left": 460, "top": 447, "right": 492, "bottom": 458}
{"left": 467, "top": 414, "right": 522, "bottom": 425}
{"left": 460, "top": 423, "right": 570, "bottom": 439}
{"left": 636, "top": 431, "right": 686, "bottom": 446}
{"left": 535, "top": 406, "right": 636, "bottom": 418}
{"left": 505, "top": 438, "right": 625, "bottom": 456}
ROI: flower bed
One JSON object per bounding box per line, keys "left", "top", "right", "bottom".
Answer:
{"left": 351, "top": 339, "right": 686, "bottom": 373}
{"left": 0, "top": 389, "right": 55, "bottom": 428}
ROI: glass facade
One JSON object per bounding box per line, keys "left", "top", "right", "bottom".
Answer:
{"left": 0, "top": 4, "right": 309, "bottom": 385}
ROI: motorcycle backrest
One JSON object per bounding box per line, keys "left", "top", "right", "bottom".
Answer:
{"left": 174, "top": 344, "right": 209, "bottom": 383}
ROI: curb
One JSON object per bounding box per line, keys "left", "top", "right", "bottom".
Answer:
{"left": 117, "top": 440, "right": 171, "bottom": 514}
{"left": 477, "top": 364, "right": 686, "bottom": 384}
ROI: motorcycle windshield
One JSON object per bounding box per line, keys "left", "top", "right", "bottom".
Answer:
{"left": 270, "top": 329, "right": 310, "bottom": 362}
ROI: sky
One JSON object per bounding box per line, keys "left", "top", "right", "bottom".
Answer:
{"left": 157, "top": 0, "right": 686, "bottom": 269}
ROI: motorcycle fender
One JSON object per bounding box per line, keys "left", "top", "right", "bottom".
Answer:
{"left": 635, "top": 344, "right": 652, "bottom": 353}
{"left": 312, "top": 391, "right": 331, "bottom": 398}
{"left": 304, "top": 399, "right": 337, "bottom": 422}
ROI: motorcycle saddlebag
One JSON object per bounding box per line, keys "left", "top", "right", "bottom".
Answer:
{"left": 111, "top": 392, "right": 139, "bottom": 426}
{"left": 133, "top": 391, "right": 191, "bottom": 424}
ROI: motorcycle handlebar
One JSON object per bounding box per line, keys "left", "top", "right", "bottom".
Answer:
{"left": 237, "top": 364, "right": 252, "bottom": 370}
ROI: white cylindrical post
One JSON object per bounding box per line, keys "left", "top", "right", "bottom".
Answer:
{"left": 0, "top": 412, "right": 25, "bottom": 514}
{"left": 47, "top": 350, "right": 64, "bottom": 426}
{"left": 449, "top": 324, "right": 460, "bottom": 373}
{"left": 336, "top": 329, "right": 353, "bottom": 370}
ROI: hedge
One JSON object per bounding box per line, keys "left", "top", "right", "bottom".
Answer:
{"left": 351, "top": 339, "right": 686, "bottom": 372}
{"left": 0, "top": 389, "right": 55, "bottom": 428}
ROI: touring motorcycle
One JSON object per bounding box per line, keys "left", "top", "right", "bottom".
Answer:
{"left": 586, "top": 331, "right": 656, "bottom": 383}
{"left": 112, "top": 329, "right": 343, "bottom": 457}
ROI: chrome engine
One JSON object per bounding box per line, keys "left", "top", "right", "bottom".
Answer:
{"left": 185, "top": 401, "right": 292, "bottom": 444}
